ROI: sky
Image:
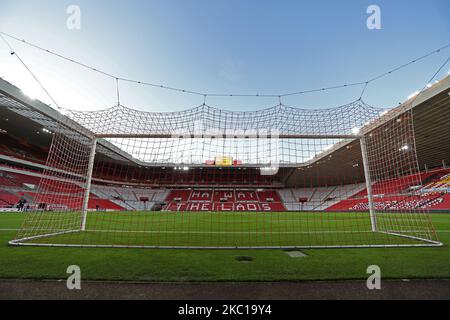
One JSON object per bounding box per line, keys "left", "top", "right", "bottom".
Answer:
{"left": 0, "top": 0, "right": 449, "bottom": 112}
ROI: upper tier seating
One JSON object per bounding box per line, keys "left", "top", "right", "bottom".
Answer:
{"left": 0, "top": 134, "right": 47, "bottom": 164}
{"left": 92, "top": 164, "right": 282, "bottom": 187}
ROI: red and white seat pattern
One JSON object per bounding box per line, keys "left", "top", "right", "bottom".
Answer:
{"left": 327, "top": 194, "right": 450, "bottom": 212}
{"left": 327, "top": 169, "right": 450, "bottom": 212}
{"left": 164, "top": 189, "right": 286, "bottom": 212}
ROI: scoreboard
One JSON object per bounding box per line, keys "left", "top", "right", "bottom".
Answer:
{"left": 205, "top": 157, "right": 243, "bottom": 166}
{"left": 215, "top": 156, "right": 233, "bottom": 166}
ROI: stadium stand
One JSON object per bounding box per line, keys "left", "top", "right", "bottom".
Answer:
{"left": 280, "top": 184, "right": 367, "bottom": 211}
{"left": 419, "top": 170, "right": 450, "bottom": 193}
{"left": 1, "top": 125, "right": 449, "bottom": 214}
{"left": 91, "top": 165, "right": 282, "bottom": 187}
{"left": 328, "top": 168, "right": 450, "bottom": 212}
{"left": 90, "top": 185, "right": 169, "bottom": 211}
{"left": 164, "top": 189, "right": 286, "bottom": 212}
{"left": 1, "top": 161, "right": 449, "bottom": 212}
{"left": 0, "top": 190, "right": 20, "bottom": 207}
{"left": 0, "top": 134, "right": 47, "bottom": 164}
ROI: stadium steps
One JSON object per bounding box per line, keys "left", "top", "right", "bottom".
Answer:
{"left": 313, "top": 186, "right": 338, "bottom": 211}
{"left": 106, "top": 199, "right": 131, "bottom": 210}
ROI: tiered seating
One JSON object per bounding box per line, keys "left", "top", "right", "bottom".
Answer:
{"left": 93, "top": 165, "right": 282, "bottom": 187}
{"left": 213, "top": 190, "right": 235, "bottom": 202}
{"left": 235, "top": 190, "right": 258, "bottom": 202}
{"left": 3, "top": 171, "right": 84, "bottom": 195}
{"left": 166, "top": 189, "right": 191, "bottom": 202}
{"left": 88, "top": 198, "right": 126, "bottom": 211}
{"left": 0, "top": 134, "right": 47, "bottom": 164}
{"left": 309, "top": 186, "right": 336, "bottom": 209}
{"left": 38, "top": 178, "right": 84, "bottom": 194}
{"left": 329, "top": 195, "right": 446, "bottom": 211}
{"left": 423, "top": 194, "right": 450, "bottom": 210}
{"left": 190, "top": 190, "right": 213, "bottom": 202}
{"left": 257, "top": 190, "right": 282, "bottom": 202}
{"left": 279, "top": 184, "right": 366, "bottom": 211}
{"left": 153, "top": 190, "right": 169, "bottom": 202}
{"left": 0, "top": 191, "right": 20, "bottom": 206}
{"left": 419, "top": 170, "right": 450, "bottom": 193}
{"left": 328, "top": 169, "right": 450, "bottom": 212}
{"left": 0, "top": 172, "right": 40, "bottom": 189}
{"left": 0, "top": 175, "right": 19, "bottom": 187}
{"left": 166, "top": 201, "right": 284, "bottom": 212}
{"left": 90, "top": 185, "right": 169, "bottom": 211}
{"left": 289, "top": 188, "right": 316, "bottom": 211}
{"left": 18, "top": 192, "right": 126, "bottom": 211}
{"left": 164, "top": 189, "right": 286, "bottom": 212}
{"left": 327, "top": 198, "right": 366, "bottom": 211}
{"left": 315, "top": 184, "right": 367, "bottom": 210}
{"left": 0, "top": 199, "right": 11, "bottom": 208}
{"left": 20, "top": 192, "right": 82, "bottom": 210}
{"left": 1, "top": 160, "right": 449, "bottom": 212}
{"left": 0, "top": 164, "right": 174, "bottom": 212}
{"left": 277, "top": 189, "right": 296, "bottom": 205}
{"left": 353, "top": 177, "right": 411, "bottom": 197}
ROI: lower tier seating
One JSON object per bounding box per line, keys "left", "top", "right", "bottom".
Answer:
{"left": 327, "top": 194, "right": 450, "bottom": 211}
{"left": 0, "top": 191, "right": 21, "bottom": 207}
{"left": 164, "top": 189, "right": 286, "bottom": 212}
{"left": 1, "top": 164, "right": 449, "bottom": 212}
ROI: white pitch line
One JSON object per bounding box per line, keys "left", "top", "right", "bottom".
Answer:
{"left": 85, "top": 229, "right": 376, "bottom": 235}
{"left": 0, "top": 228, "right": 376, "bottom": 234}
{"left": 85, "top": 229, "right": 450, "bottom": 234}
{"left": 1, "top": 229, "right": 449, "bottom": 234}
{"left": 0, "top": 228, "right": 69, "bottom": 231}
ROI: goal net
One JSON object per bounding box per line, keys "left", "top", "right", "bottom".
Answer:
{"left": 10, "top": 100, "right": 441, "bottom": 248}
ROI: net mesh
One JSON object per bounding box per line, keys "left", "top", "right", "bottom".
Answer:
{"left": 11, "top": 100, "right": 440, "bottom": 248}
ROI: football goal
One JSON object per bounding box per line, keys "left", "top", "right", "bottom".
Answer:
{"left": 9, "top": 100, "right": 441, "bottom": 248}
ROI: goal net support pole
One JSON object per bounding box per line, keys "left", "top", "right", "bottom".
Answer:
{"left": 80, "top": 137, "right": 97, "bottom": 231}
{"left": 360, "top": 135, "right": 377, "bottom": 232}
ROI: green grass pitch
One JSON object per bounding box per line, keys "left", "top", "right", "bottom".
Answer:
{"left": 0, "top": 212, "right": 449, "bottom": 282}
{"left": 11, "top": 211, "right": 440, "bottom": 247}
{"left": 0, "top": 214, "right": 450, "bottom": 281}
